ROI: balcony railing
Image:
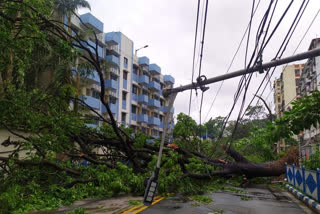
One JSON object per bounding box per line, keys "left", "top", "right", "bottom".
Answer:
{"left": 105, "top": 55, "right": 120, "bottom": 66}
{"left": 148, "top": 81, "right": 161, "bottom": 91}
{"left": 138, "top": 56, "right": 150, "bottom": 66}
{"left": 161, "top": 106, "right": 174, "bottom": 113}
{"left": 132, "top": 73, "right": 139, "bottom": 82}
{"left": 80, "top": 13, "right": 104, "bottom": 33}
{"left": 131, "top": 113, "right": 137, "bottom": 121}
{"left": 105, "top": 32, "right": 120, "bottom": 45}
{"left": 148, "top": 99, "right": 160, "bottom": 109}
{"left": 132, "top": 93, "right": 138, "bottom": 102}
{"left": 105, "top": 79, "right": 118, "bottom": 90}
{"left": 102, "top": 103, "right": 117, "bottom": 114}
{"left": 164, "top": 75, "right": 175, "bottom": 84}
{"left": 149, "top": 64, "right": 161, "bottom": 75}
{"left": 138, "top": 95, "right": 148, "bottom": 104}
{"left": 148, "top": 117, "right": 160, "bottom": 126}
{"left": 137, "top": 114, "right": 148, "bottom": 123}
{"left": 80, "top": 95, "right": 100, "bottom": 110}
{"left": 138, "top": 75, "right": 149, "bottom": 85}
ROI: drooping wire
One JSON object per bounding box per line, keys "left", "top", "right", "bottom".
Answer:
{"left": 188, "top": 0, "right": 202, "bottom": 116}
{"left": 203, "top": 0, "right": 262, "bottom": 123}
{"left": 240, "top": 0, "right": 310, "bottom": 122}
{"left": 197, "top": 0, "right": 209, "bottom": 139}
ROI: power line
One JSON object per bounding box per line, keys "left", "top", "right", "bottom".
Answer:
{"left": 188, "top": 0, "right": 202, "bottom": 116}
{"left": 204, "top": 0, "right": 262, "bottom": 122}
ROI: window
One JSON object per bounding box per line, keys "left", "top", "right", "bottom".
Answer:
{"left": 142, "top": 108, "right": 148, "bottom": 115}
{"left": 122, "top": 91, "right": 127, "bottom": 101}
{"left": 295, "top": 69, "right": 300, "bottom": 76}
{"left": 110, "top": 73, "right": 118, "bottom": 81}
{"left": 86, "top": 88, "right": 90, "bottom": 96}
{"left": 133, "top": 67, "right": 138, "bottom": 75}
{"left": 132, "top": 85, "right": 138, "bottom": 94}
{"left": 92, "top": 90, "right": 100, "bottom": 99}
{"left": 295, "top": 79, "right": 300, "bottom": 86}
{"left": 121, "top": 112, "right": 126, "bottom": 122}
{"left": 277, "top": 96, "right": 280, "bottom": 102}
{"left": 110, "top": 96, "right": 117, "bottom": 104}
{"left": 124, "top": 57, "right": 128, "bottom": 66}
{"left": 123, "top": 71, "right": 127, "bottom": 80}
{"left": 131, "top": 105, "right": 137, "bottom": 114}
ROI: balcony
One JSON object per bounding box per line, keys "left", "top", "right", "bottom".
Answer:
{"left": 132, "top": 73, "right": 139, "bottom": 82}
{"left": 149, "top": 64, "right": 161, "bottom": 75}
{"left": 105, "top": 32, "right": 120, "bottom": 45}
{"left": 110, "top": 67, "right": 120, "bottom": 76}
{"left": 80, "top": 95, "right": 100, "bottom": 110}
{"left": 105, "top": 79, "right": 118, "bottom": 90}
{"left": 138, "top": 75, "right": 149, "bottom": 85}
{"left": 132, "top": 93, "right": 138, "bottom": 102}
{"left": 148, "top": 99, "right": 160, "bottom": 109}
{"left": 164, "top": 75, "right": 175, "bottom": 85}
{"left": 161, "top": 106, "right": 174, "bottom": 113}
{"left": 138, "top": 95, "right": 148, "bottom": 104}
{"left": 102, "top": 103, "right": 117, "bottom": 114}
{"left": 80, "top": 13, "right": 104, "bottom": 33}
{"left": 106, "top": 44, "right": 120, "bottom": 57}
{"left": 148, "top": 81, "right": 161, "bottom": 92}
{"left": 137, "top": 114, "right": 148, "bottom": 123}
{"left": 160, "top": 122, "right": 164, "bottom": 129}
{"left": 105, "top": 55, "right": 120, "bottom": 66}
{"left": 148, "top": 117, "right": 160, "bottom": 126}
{"left": 131, "top": 113, "right": 137, "bottom": 121}
{"left": 85, "top": 70, "right": 100, "bottom": 84}
{"left": 138, "top": 56, "right": 149, "bottom": 66}
{"left": 79, "top": 40, "right": 103, "bottom": 58}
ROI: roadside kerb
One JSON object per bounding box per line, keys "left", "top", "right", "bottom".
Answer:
{"left": 286, "top": 184, "right": 320, "bottom": 213}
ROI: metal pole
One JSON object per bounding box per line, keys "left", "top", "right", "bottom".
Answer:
{"left": 163, "top": 48, "right": 320, "bottom": 97}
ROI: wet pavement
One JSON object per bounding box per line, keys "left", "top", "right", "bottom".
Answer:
{"left": 140, "top": 185, "right": 312, "bottom": 214}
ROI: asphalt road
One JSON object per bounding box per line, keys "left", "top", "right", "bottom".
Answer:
{"left": 140, "top": 185, "right": 312, "bottom": 214}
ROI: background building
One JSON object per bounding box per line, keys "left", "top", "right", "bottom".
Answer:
{"left": 299, "top": 38, "right": 320, "bottom": 158}
{"left": 273, "top": 64, "right": 304, "bottom": 153}
{"left": 73, "top": 13, "right": 175, "bottom": 139}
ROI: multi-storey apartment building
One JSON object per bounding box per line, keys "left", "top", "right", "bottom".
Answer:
{"left": 298, "top": 38, "right": 320, "bottom": 158}
{"left": 273, "top": 64, "right": 303, "bottom": 153}
{"left": 73, "top": 13, "right": 175, "bottom": 139}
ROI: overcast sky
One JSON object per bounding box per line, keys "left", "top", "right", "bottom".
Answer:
{"left": 80, "top": 0, "right": 320, "bottom": 124}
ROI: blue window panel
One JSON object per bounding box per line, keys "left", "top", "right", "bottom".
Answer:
{"left": 123, "top": 79, "right": 127, "bottom": 89}
{"left": 149, "top": 64, "right": 161, "bottom": 75}
{"left": 105, "top": 79, "right": 118, "bottom": 90}
{"left": 138, "top": 95, "right": 148, "bottom": 104}
{"left": 138, "top": 114, "right": 148, "bottom": 123}
{"left": 105, "top": 32, "right": 120, "bottom": 45}
{"left": 102, "top": 103, "right": 117, "bottom": 114}
{"left": 132, "top": 94, "right": 138, "bottom": 102}
{"left": 122, "top": 101, "right": 126, "bottom": 110}
{"left": 131, "top": 113, "right": 137, "bottom": 121}
{"left": 80, "top": 13, "right": 104, "bottom": 33}
{"left": 148, "top": 81, "right": 161, "bottom": 91}
{"left": 164, "top": 75, "right": 175, "bottom": 84}
{"left": 138, "top": 56, "right": 149, "bottom": 66}
{"left": 148, "top": 99, "right": 160, "bottom": 109}
{"left": 160, "top": 106, "right": 174, "bottom": 113}
{"left": 124, "top": 63, "right": 128, "bottom": 69}
{"left": 105, "top": 55, "right": 120, "bottom": 66}
{"left": 85, "top": 70, "right": 100, "bottom": 83}
{"left": 132, "top": 73, "right": 138, "bottom": 82}
{"left": 138, "top": 75, "right": 149, "bottom": 85}
{"left": 148, "top": 117, "right": 160, "bottom": 126}
{"left": 160, "top": 122, "right": 164, "bottom": 129}
{"left": 80, "top": 95, "right": 100, "bottom": 110}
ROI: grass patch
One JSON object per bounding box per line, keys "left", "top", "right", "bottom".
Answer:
{"left": 128, "top": 200, "right": 143, "bottom": 206}
{"left": 190, "top": 195, "right": 213, "bottom": 204}
{"left": 240, "top": 195, "right": 249, "bottom": 201}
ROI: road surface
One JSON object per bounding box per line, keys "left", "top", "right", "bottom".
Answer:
{"left": 140, "top": 185, "right": 313, "bottom": 214}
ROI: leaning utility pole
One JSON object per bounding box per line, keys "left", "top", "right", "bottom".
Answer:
{"left": 144, "top": 47, "right": 320, "bottom": 206}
